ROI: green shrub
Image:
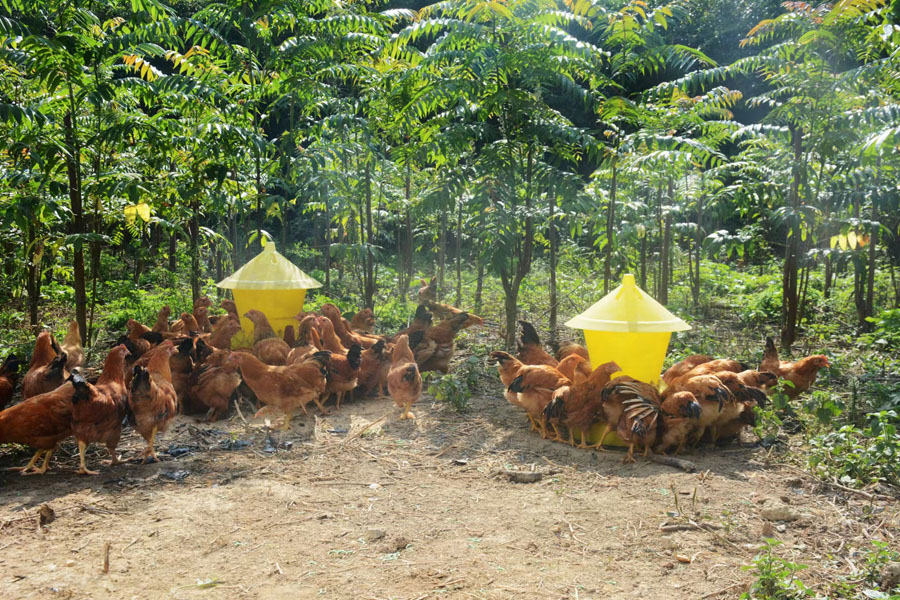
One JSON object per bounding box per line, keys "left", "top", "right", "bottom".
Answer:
{"left": 807, "top": 411, "right": 900, "bottom": 488}
{"left": 741, "top": 539, "right": 811, "bottom": 600}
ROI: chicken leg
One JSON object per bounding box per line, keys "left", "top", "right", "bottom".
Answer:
{"left": 590, "top": 423, "right": 612, "bottom": 451}
{"left": 400, "top": 402, "right": 415, "bottom": 420}
{"left": 76, "top": 441, "right": 100, "bottom": 476}
{"left": 22, "top": 449, "right": 54, "bottom": 475}
{"left": 141, "top": 426, "right": 159, "bottom": 463}
{"left": 9, "top": 449, "right": 44, "bottom": 473}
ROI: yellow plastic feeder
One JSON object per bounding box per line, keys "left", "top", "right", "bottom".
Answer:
{"left": 565, "top": 273, "right": 691, "bottom": 445}
{"left": 216, "top": 241, "right": 322, "bottom": 349}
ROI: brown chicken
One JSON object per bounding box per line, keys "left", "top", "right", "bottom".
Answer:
{"left": 126, "top": 318, "right": 153, "bottom": 357}
{"left": 679, "top": 358, "right": 746, "bottom": 379}
{"left": 23, "top": 331, "right": 69, "bottom": 399}
{"left": 517, "top": 321, "right": 558, "bottom": 367}
{"left": 0, "top": 376, "right": 75, "bottom": 474}
{"left": 556, "top": 341, "right": 589, "bottom": 363}
{"left": 71, "top": 345, "right": 130, "bottom": 475}
{"left": 317, "top": 315, "right": 349, "bottom": 354}
{"left": 490, "top": 351, "right": 530, "bottom": 425}
{"left": 170, "top": 338, "right": 196, "bottom": 409}
{"left": 614, "top": 380, "right": 662, "bottom": 463}
{"left": 0, "top": 354, "right": 21, "bottom": 410}
{"left": 387, "top": 335, "right": 422, "bottom": 420}
{"left": 556, "top": 354, "right": 592, "bottom": 385}
{"left": 542, "top": 361, "right": 622, "bottom": 447}
{"left": 665, "top": 373, "right": 733, "bottom": 443}
{"left": 356, "top": 340, "right": 390, "bottom": 397}
{"left": 152, "top": 305, "right": 171, "bottom": 333}
{"left": 288, "top": 315, "right": 322, "bottom": 364}
{"left": 350, "top": 308, "right": 376, "bottom": 334}
{"left": 129, "top": 340, "right": 177, "bottom": 463}
{"left": 395, "top": 304, "right": 433, "bottom": 340}
{"left": 60, "top": 320, "right": 84, "bottom": 370}
{"left": 417, "top": 276, "right": 437, "bottom": 303}
{"left": 655, "top": 391, "right": 702, "bottom": 455}
{"left": 507, "top": 365, "right": 571, "bottom": 438}
{"left": 423, "top": 299, "right": 483, "bottom": 330}
{"left": 411, "top": 312, "right": 470, "bottom": 373}
{"left": 234, "top": 350, "right": 331, "bottom": 428}
{"left": 662, "top": 354, "right": 715, "bottom": 384}
{"left": 320, "top": 304, "right": 382, "bottom": 349}
{"left": 760, "top": 337, "right": 829, "bottom": 398}
{"left": 194, "top": 296, "right": 213, "bottom": 332}
{"left": 714, "top": 400, "right": 757, "bottom": 444}
{"left": 325, "top": 344, "right": 362, "bottom": 410}
{"left": 188, "top": 350, "right": 241, "bottom": 421}
{"left": 206, "top": 316, "right": 243, "bottom": 351}
{"left": 171, "top": 312, "right": 201, "bottom": 334}
{"left": 245, "top": 309, "right": 291, "bottom": 365}
{"left": 598, "top": 377, "right": 660, "bottom": 454}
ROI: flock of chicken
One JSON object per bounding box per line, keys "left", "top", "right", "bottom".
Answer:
{"left": 0, "top": 271, "right": 831, "bottom": 475}
{"left": 0, "top": 278, "right": 482, "bottom": 475}
{"left": 492, "top": 323, "right": 830, "bottom": 462}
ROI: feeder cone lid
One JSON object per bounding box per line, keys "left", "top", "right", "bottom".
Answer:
{"left": 216, "top": 241, "right": 322, "bottom": 290}
{"left": 564, "top": 274, "right": 691, "bottom": 333}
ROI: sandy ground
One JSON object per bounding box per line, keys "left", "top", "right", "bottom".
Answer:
{"left": 1, "top": 377, "right": 897, "bottom": 600}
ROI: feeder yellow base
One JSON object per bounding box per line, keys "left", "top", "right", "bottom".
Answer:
{"left": 584, "top": 330, "right": 671, "bottom": 388}
{"left": 231, "top": 289, "right": 307, "bottom": 349}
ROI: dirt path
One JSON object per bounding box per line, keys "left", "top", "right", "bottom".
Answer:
{"left": 1, "top": 382, "right": 897, "bottom": 600}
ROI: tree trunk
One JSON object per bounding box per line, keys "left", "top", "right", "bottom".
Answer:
{"left": 455, "top": 200, "right": 462, "bottom": 307}
{"left": 548, "top": 191, "right": 558, "bottom": 344}
{"left": 503, "top": 289, "right": 519, "bottom": 352}
{"left": 438, "top": 208, "right": 447, "bottom": 301}
{"left": 691, "top": 190, "right": 703, "bottom": 307}
{"left": 399, "top": 156, "right": 413, "bottom": 295}
{"left": 780, "top": 126, "right": 803, "bottom": 350}
{"left": 659, "top": 178, "right": 673, "bottom": 305}
{"left": 216, "top": 247, "right": 224, "bottom": 298}
{"left": 660, "top": 212, "right": 672, "bottom": 306}
{"left": 63, "top": 112, "right": 87, "bottom": 344}
{"left": 474, "top": 253, "right": 485, "bottom": 315}
{"left": 25, "top": 223, "right": 40, "bottom": 332}
{"left": 324, "top": 187, "right": 331, "bottom": 293}
{"left": 189, "top": 201, "right": 200, "bottom": 301}
{"left": 363, "top": 160, "right": 375, "bottom": 309}
{"left": 863, "top": 161, "right": 880, "bottom": 328}
{"left": 168, "top": 230, "right": 177, "bottom": 276}
{"left": 604, "top": 158, "right": 618, "bottom": 294}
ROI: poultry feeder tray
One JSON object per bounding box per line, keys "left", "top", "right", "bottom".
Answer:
{"left": 216, "top": 241, "right": 322, "bottom": 349}
{"left": 565, "top": 274, "right": 691, "bottom": 446}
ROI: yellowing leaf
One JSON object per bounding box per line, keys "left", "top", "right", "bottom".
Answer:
{"left": 124, "top": 203, "right": 151, "bottom": 224}
{"left": 847, "top": 230, "right": 857, "bottom": 249}
{"left": 838, "top": 234, "right": 848, "bottom": 251}
{"left": 830, "top": 235, "right": 839, "bottom": 249}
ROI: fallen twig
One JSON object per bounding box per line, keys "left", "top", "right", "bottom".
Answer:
{"left": 700, "top": 582, "right": 747, "bottom": 599}
{"left": 650, "top": 454, "right": 697, "bottom": 472}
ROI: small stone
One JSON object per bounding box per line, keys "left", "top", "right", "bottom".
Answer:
{"left": 760, "top": 504, "right": 801, "bottom": 522}
{"left": 760, "top": 522, "right": 775, "bottom": 538}
{"left": 65, "top": 560, "right": 76, "bottom": 567}
{"left": 365, "top": 528, "right": 386, "bottom": 542}
{"left": 775, "top": 524, "right": 787, "bottom": 533}
{"left": 881, "top": 563, "right": 900, "bottom": 590}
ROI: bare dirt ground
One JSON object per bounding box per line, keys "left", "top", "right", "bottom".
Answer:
{"left": 1, "top": 376, "right": 898, "bottom": 600}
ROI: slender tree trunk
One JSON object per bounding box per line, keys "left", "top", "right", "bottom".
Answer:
{"left": 659, "top": 179, "right": 673, "bottom": 305}
{"left": 324, "top": 188, "right": 331, "bottom": 293}
{"left": 168, "top": 230, "right": 178, "bottom": 275}
{"left": 548, "top": 191, "right": 558, "bottom": 344}
{"left": 63, "top": 112, "right": 87, "bottom": 344}
{"left": 639, "top": 234, "right": 647, "bottom": 290}
{"left": 655, "top": 180, "right": 664, "bottom": 299}
{"left": 216, "top": 247, "right": 224, "bottom": 298}
{"left": 455, "top": 200, "right": 462, "bottom": 307}
{"left": 604, "top": 158, "right": 618, "bottom": 294}
{"left": 25, "top": 223, "right": 40, "bottom": 332}
{"left": 852, "top": 183, "right": 866, "bottom": 325}
{"left": 692, "top": 191, "right": 703, "bottom": 307}
{"left": 189, "top": 200, "right": 200, "bottom": 301}
{"left": 823, "top": 194, "right": 833, "bottom": 299}
{"left": 438, "top": 209, "right": 447, "bottom": 301}
{"left": 863, "top": 161, "right": 880, "bottom": 328}
{"left": 660, "top": 212, "right": 672, "bottom": 305}
{"left": 501, "top": 148, "right": 536, "bottom": 350}
{"left": 399, "top": 156, "right": 413, "bottom": 295}
{"left": 474, "top": 252, "right": 485, "bottom": 315}
{"left": 363, "top": 160, "right": 375, "bottom": 309}
{"left": 780, "top": 126, "right": 803, "bottom": 350}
